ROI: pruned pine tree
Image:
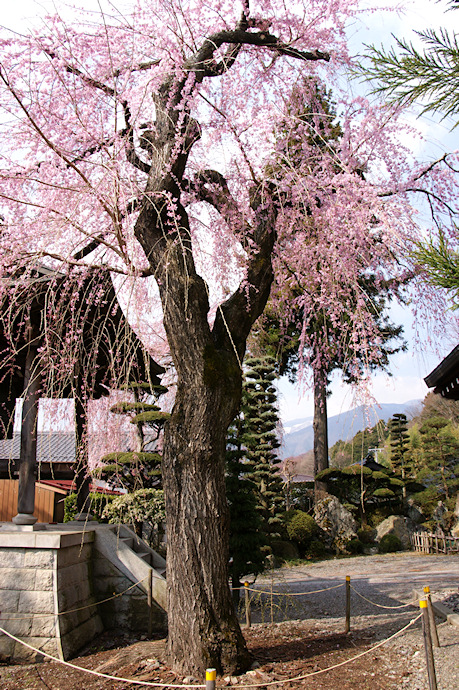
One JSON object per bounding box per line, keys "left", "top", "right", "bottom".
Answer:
{"left": 241, "top": 357, "right": 284, "bottom": 546}
{"left": 225, "top": 414, "right": 265, "bottom": 603}
{"left": 98, "top": 382, "right": 169, "bottom": 536}
{"left": 389, "top": 413, "right": 412, "bottom": 495}
{"left": 418, "top": 416, "right": 459, "bottom": 502}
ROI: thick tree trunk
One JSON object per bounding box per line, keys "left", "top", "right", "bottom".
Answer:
{"left": 313, "top": 367, "right": 329, "bottom": 499}
{"left": 163, "top": 374, "right": 252, "bottom": 676}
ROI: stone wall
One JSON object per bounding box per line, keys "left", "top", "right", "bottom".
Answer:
{"left": 0, "top": 524, "right": 166, "bottom": 662}
{"left": 93, "top": 551, "right": 166, "bottom": 633}
{"left": 0, "top": 530, "right": 102, "bottom": 662}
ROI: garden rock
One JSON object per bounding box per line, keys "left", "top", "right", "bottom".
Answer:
{"left": 313, "top": 495, "right": 357, "bottom": 552}
{"left": 375, "top": 515, "right": 418, "bottom": 549}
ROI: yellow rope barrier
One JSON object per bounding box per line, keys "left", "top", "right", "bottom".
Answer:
{"left": 219, "top": 613, "right": 423, "bottom": 688}
{"left": 243, "top": 582, "right": 345, "bottom": 597}
{"left": 349, "top": 585, "right": 416, "bottom": 610}
{"left": 0, "top": 614, "right": 423, "bottom": 689}
{"left": 0, "top": 626, "right": 204, "bottom": 688}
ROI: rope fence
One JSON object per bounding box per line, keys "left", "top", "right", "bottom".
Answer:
{"left": 0, "top": 612, "right": 423, "bottom": 689}
{"left": 0, "top": 575, "right": 443, "bottom": 689}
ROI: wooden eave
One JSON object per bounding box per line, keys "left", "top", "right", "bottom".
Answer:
{"left": 424, "top": 344, "right": 459, "bottom": 400}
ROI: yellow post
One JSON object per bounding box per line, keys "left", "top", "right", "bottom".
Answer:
{"left": 244, "top": 581, "right": 251, "bottom": 628}
{"left": 423, "top": 586, "right": 440, "bottom": 648}
{"left": 206, "top": 667, "right": 216, "bottom": 690}
{"left": 420, "top": 599, "right": 438, "bottom": 690}
{"left": 345, "top": 576, "right": 351, "bottom": 634}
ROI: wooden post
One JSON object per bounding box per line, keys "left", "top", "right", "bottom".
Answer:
{"left": 244, "top": 581, "right": 251, "bottom": 629}
{"left": 206, "top": 668, "right": 216, "bottom": 690}
{"left": 423, "top": 587, "right": 439, "bottom": 648}
{"left": 345, "top": 575, "right": 351, "bottom": 634}
{"left": 420, "top": 600, "right": 438, "bottom": 690}
{"left": 147, "top": 569, "right": 153, "bottom": 638}
{"left": 13, "top": 323, "right": 40, "bottom": 526}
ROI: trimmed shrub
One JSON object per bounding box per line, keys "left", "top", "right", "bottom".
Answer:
{"left": 64, "top": 492, "right": 114, "bottom": 522}
{"left": 287, "top": 511, "right": 318, "bottom": 546}
{"left": 305, "top": 539, "right": 326, "bottom": 558}
{"left": 378, "top": 533, "right": 402, "bottom": 553}
{"left": 271, "top": 540, "right": 300, "bottom": 561}
{"left": 347, "top": 538, "right": 364, "bottom": 554}
{"left": 357, "top": 525, "right": 376, "bottom": 544}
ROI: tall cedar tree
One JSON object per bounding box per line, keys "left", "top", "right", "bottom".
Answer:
{"left": 1, "top": 2, "right": 458, "bottom": 674}
{"left": 258, "top": 80, "right": 405, "bottom": 495}
{"left": 241, "top": 357, "right": 285, "bottom": 543}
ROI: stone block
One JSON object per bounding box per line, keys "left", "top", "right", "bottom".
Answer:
{"left": 57, "top": 543, "right": 91, "bottom": 568}
{"left": 60, "top": 614, "right": 103, "bottom": 659}
{"left": 93, "top": 556, "right": 119, "bottom": 578}
{"left": 58, "top": 611, "right": 80, "bottom": 636}
{"left": 0, "top": 589, "right": 20, "bottom": 612}
{"left": 13, "top": 636, "right": 59, "bottom": 662}
{"left": 57, "top": 562, "right": 89, "bottom": 589}
{"left": 0, "top": 636, "right": 14, "bottom": 660}
{"left": 24, "top": 549, "right": 55, "bottom": 568}
{"left": 1, "top": 615, "right": 33, "bottom": 637}
{"left": 0, "top": 549, "right": 25, "bottom": 568}
{"left": 0, "top": 567, "right": 35, "bottom": 591}
{"left": 18, "top": 590, "right": 54, "bottom": 614}
{"left": 34, "top": 569, "right": 54, "bottom": 591}
{"left": 31, "top": 615, "right": 59, "bottom": 638}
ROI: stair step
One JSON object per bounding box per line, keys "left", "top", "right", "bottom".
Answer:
{"left": 137, "top": 551, "right": 152, "bottom": 564}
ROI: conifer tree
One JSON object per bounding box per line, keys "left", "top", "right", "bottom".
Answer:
{"left": 98, "top": 383, "right": 169, "bottom": 490}
{"left": 225, "top": 414, "right": 265, "bottom": 601}
{"left": 389, "top": 413, "right": 412, "bottom": 493}
{"left": 241, "top": 357, "right": 285, "bottom": 545}
{"left": 418, "top": 416, "right": 459, "bottom": 501}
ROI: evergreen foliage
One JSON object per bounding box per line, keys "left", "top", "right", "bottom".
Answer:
{"left": 225, "top": 413, "right": 266, "bottom": 592}
{"left": 330, "top": 421, "right": 389, "bottom": 467}
{"left": 418, "top": 416, "right": 459, "bottom": 501}
{"left": 241, "top": 357, "right": 285, "bottom": 542}
{"left": 97, "top": 380, "right": 169, "bottom": 493}
{"left": 389, "top": 413, "right": 412, "bottom": 486}
{"left": 316, "top": 463, "right": 404, "bottom": 523}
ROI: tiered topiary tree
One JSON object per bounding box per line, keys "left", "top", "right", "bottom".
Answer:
{"left": 225, "top": 414, "right": 265, "bottom": 602}
{"left": 97, "top": 381, "right": 170, "bottom": 537}
{"left": 241, "top": 357, "right": 285, "bottom": 546}
{"left": 389, "top": 413, "right": 412, "bottom": 495}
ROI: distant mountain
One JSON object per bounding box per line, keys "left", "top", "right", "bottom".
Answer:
{"left": 280, "top": 400, "right": 421, "bottom": 460}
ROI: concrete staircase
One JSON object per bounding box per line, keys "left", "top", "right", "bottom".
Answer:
{"left": 94, "top": 524, "right": 167, "bottom": 612}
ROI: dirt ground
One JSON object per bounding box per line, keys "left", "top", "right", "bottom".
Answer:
{"left": 1, "top": 553, "right": 458, "bottom": 689}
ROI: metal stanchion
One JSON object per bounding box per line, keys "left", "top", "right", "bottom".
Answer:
{"left": 244, "top": 581, "right": 251, "bottom": 628}
{"left": 345, "top": 575, "right": 351, "bottom": 634}
{"left": 423, "top": 586, "right": 440, "bottom": 648}
{"left": 206, "top": 667, "right": 216, "bottom": 690}
{"left": 420, "top": 599, "right": 438, "bottom": 690}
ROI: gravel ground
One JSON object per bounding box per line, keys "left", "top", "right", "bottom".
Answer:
{"left": 246, "top": 552, "right": 459, "bottom": 689}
